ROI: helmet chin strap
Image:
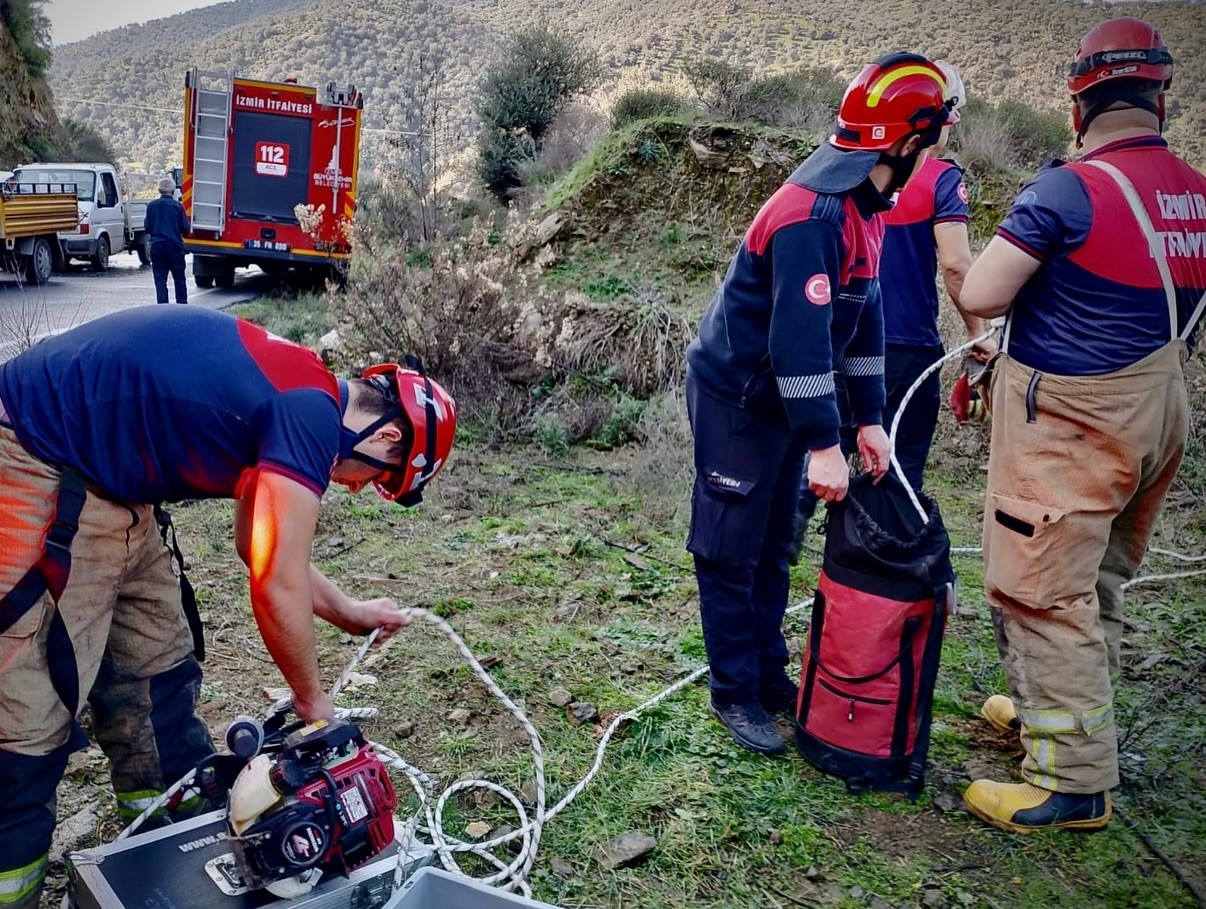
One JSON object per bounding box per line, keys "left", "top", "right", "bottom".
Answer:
{"left": 338, "top": 412, "right": 401, "bottom": 472}
{"left": 878, "top": 148, "right": 921, "bottom": 195}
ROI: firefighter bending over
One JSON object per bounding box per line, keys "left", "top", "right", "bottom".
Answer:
{"left": 0, "top": 306, "right": 457, "bottom": 906}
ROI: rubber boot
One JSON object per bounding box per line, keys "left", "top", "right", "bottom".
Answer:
{"left": 963, "top": 781, "right": 1111, "bottom": 833}
{"left": 980, "top": 695, "right": 1020, "bottom": 735}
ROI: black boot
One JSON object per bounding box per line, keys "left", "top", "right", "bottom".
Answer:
{"left": 759, "top": 675, "right": 800, "bottom": 717}
{"left": 710, "top": 701, "right": 787, "bottom": 755}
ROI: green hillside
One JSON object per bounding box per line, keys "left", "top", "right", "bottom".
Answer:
{"left": 48, "top": 0, "right": 1206, "bottom": 173}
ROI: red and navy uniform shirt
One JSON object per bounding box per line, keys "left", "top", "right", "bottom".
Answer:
{"left": 687, "top": 168, "right": 890, "bottom": 451}
{"left": 880, "top": 156, "right": 969, "bottom": 348}
{"left": 0, "top": 307, "right": 341, "bottom": 502}
{"left": 998, "top": 136, "right": 1206, "bottom": 375}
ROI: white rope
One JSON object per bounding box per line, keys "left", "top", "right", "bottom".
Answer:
{"left": 887, "top": 329, "right": 998, "bottom": 523}
{"left": 1147, "top": 548, "right": 1206, "bottom": 563}
{"left": 1121, "top": 569, "right": 1206, "bottom": 589}
{"left": 948, "top": 545, "right": 1206, "bottom": 588}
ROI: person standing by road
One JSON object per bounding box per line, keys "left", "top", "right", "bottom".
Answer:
{"left": 145, "top": 176, "right": 190, "bottom": 304}
{"left": 0, "top": 306, "right": 457, "bottom": 907}
{"left": 959, "top": 18, "right": 1205, "bottom": 833}
{"left": 685, "top": 54, "right": 956, "bottom": 755}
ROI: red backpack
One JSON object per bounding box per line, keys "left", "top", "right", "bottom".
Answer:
{"left": 794, "top": 473, "right": 954, "bottom": 798}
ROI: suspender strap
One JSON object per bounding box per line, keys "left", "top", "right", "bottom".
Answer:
{"left": 154, "top": 505, "right": 205, "bottom": 662}
{"left": 0, "top": 468, "right": 88, "bottom": 715}
{"left": 1083, "top": 159, "right": 1206, "bottom": 343}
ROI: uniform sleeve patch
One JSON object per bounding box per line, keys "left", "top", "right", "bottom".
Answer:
{"left": 805, "top": 273, "right": 832, "bottom": 305}
{"left": 957, "top": 182, "right": 969, "bottom": 204}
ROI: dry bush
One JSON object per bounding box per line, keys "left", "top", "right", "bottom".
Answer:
{"left": 331, "top": 212, "right": 555, "bottom": 433}
{"left": 515, "top": 104, "right": 611, "bottom": 192}
{"left": 332, "top": 212, "right": 697, "bottom": 441}
{"left": 953, "top": 107, "right": 1016, "bottom": 176}
{"left": 0, "top": 292, "right": 86, "bottom": 362}
{"left": 629, "top": 389, "right": 694, "bottom": 523}
{"left": 533, "top": 287, "right": 693, "bottom": 397}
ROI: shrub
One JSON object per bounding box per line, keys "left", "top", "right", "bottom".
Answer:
{"left": 612, "top": 88, "right": 692, "bottom": 129}
{"left": 953, "top": 98, "right": 1071, "bottom": 173}
{"left": 682, "top": 58, "right": 751, "bottom": 120}
{"left": 332, "top": 213, "right": 553, "bottom": 433}
{"left": 475, "top": 24, "right": 606, "bottom": 198}
{"left": 476, "top": 128, "right": 538, "bottom": 199}
{"left": 2, "top": 0, "right": 52, "bottom": 79}
{"left": 735, "top": 67, "right": 845, "bottom": 132}
{"left": 54, "top": 118, "right": 114, "bottom": 163}
{"left": 476, "top": 24, "right": 605, "bottom": 140}
{"left": 515, "top": 105, "right": 609, "bottom": 193}
{"left": 995, "top": 99, "right": 1072, "bottom": 166}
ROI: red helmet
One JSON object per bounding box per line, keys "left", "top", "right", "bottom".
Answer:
{"left": 833, "top": 53, "right": 954, "bottom": 152}
{"left": 362, "top": 360, "right": 457, "bottom": 505}
{"left": 1068, "top": 18, "right": 1173, "bottom": 97}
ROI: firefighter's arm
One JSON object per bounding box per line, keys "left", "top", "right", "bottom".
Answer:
{"left": 961, "top": 236, "right": 1042, "bottom": 319}
{"left": 936, "top": 222, "right": 996, "bottom": 359}
{"left": 307, "top": 565, "right": 411, "bottom": 645}
{"left": 767, "top": 218, "right": 843, "bottom": 449}
{"left": 234, "top": 469, "right": 333, "bottom": 722}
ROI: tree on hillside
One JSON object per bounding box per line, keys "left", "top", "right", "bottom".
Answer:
{"left": 395, "top": 52, "right": 457, "bottom": 242}
{"left": 474, "top": 23, "right": 605, "bottom": 198}
{"left": 1, "top": 0, "right": 51, "bottom": 78}
{"left": 56, "top": 117, "right": 115, "bottom": 163}
{"left": 0, "top": 0, "right": 60, "bottom": 166}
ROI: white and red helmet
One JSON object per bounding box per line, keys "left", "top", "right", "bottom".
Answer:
{"left": 361, "top": 358, "right": 457, "bottom": 505}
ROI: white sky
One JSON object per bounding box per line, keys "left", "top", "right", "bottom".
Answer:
{"left": 44, "top": 0, "right": 222, "bottom": 46}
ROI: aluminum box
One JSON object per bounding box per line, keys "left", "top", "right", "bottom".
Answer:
{"left": 381, "top": 867, "right": 562, "bottom": 909}
{"left": 66, "top": 810, "right": 432, "bottom": 909}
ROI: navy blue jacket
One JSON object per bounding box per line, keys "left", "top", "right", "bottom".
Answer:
{"left": 687, "top": 146, "right": 891, "bottom": 451}
{"left": 145, "top": 195, "right": 190, "bottom": 251}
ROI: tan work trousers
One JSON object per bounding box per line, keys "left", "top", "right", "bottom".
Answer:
{"left": 982, "top": 342, "right": 1189, "bottom": 794}
{"left": 0, "top": 426, "right": 195, "bottom": 758}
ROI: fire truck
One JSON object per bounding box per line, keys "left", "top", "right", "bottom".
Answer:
{"left": 181, "top": 69, "right": 363, "bottom": 288}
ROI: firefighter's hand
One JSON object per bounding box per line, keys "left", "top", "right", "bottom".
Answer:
{"left": 808, "top": 445, "right": 850, "bottom": 503}
{"left": 857, "top": 424, "right": 891, "bottom": 483}
{"left": 968, "top": 334, "right": 998, "bottom": 363}
{"left": 293, "top": 689, "right": 336, "bottom": 723}
{"left": 333, "top": 597, "right": 412, "bottom": 645}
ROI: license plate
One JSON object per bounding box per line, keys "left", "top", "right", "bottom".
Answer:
{"left": 243, "top": 240, "right": 291, "bottom": 252}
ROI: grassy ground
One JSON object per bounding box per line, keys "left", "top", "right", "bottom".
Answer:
{"left": 48, "top": 296, "right": 1205, "bottom": 908}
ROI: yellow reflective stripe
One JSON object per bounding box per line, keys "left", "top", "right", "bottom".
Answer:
{"left": 1081, "top": 704, "right": 1115, "bottom": 736}
{"left": 0, "top": 856, "right": 46, "bottom": 903}
{"left": 1030, "top": 736, "right": 1058, "bottom": 791}
{"left": 116, "top": 789, "right": 165, "bottom": 818}
{"left": 1016, "top": 707, "right": 1079, "bottom": 735}
{"left": 867, "top": 66, "right": 946, "bottom": 108}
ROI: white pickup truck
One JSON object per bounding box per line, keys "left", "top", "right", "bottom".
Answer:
{"left": 9, "top": 162, "right": 150, "bottom": 271}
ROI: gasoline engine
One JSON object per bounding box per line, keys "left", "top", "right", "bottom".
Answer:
{"left": 223, "top": 718, "right": 398, "bottom": 897}
{"left": 66, "top": 710, "right": 413, "bottom": 908}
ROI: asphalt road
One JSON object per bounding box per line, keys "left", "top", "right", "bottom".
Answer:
{"left": 0, "top": 250, "right": 275, "bottom": 361}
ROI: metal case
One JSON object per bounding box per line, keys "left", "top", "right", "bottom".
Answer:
{"left": 66, "top": 810, "right": 432, "bottom": 909}
{"left": 382, "top": 867, "right": 563, "bottom": 909}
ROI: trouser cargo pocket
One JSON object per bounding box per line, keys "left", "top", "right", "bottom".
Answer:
{"left": 984, "top": 493, "right": 1068, "bottom": 610}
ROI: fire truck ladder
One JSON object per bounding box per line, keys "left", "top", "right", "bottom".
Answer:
{"left": 190, "top": 70, "right": 232, "bottom": 231}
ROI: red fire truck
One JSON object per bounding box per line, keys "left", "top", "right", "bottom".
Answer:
{"left": 181, "top": 69, "right": 363, "bottom": 288}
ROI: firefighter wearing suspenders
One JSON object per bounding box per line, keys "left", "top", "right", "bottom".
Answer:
{"left": 959, "top": 18, "right": 1206, "bottom": 833}
{"left": 0, "top": 307, "right": 456, "bottom": 907}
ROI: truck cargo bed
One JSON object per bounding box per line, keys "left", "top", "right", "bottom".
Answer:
{"left": 0, "top": 184, "right": 79, "bottom": 240}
